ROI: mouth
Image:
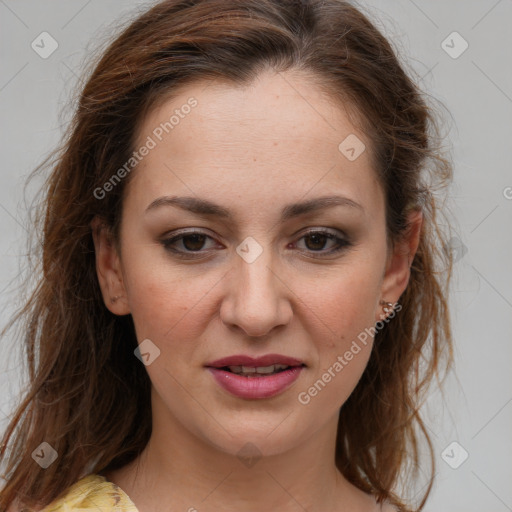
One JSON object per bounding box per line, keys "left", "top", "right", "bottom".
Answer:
{"left": 215, "top": 363, "right": 301, "bottom": 377}
{"left": 205, "top": 354, "right": 306, "bottom": 399}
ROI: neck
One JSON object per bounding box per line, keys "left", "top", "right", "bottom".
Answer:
{"left": 103, "top": 393, "right": 375, "bottom": 512}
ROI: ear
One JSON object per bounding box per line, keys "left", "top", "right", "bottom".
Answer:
{"left": 91, "top": 216, "right": 130, "bottom": 315}
{"left": 377, "top": 209, "right": 423, "bottom": 321}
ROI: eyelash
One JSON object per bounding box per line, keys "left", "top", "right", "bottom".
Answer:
{"left": 161, "top": 228, "right": 351, "bottom": 259}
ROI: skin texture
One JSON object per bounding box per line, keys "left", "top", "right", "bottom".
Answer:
{"left": 92, "top": 68, "right": 421, "bottom": 512}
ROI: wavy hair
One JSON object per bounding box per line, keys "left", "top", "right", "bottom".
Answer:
{"left": 0, "top": 0, "right": 453, "bottom": 510}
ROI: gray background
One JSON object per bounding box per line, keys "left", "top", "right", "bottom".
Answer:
{"left": 1, "top": 1, "right": 511, "bottom": 510}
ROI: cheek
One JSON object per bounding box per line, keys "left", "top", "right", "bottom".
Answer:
{"left": 121, "top": 248, "right": 226, "bottom": 355}
{"left": 126, "top": 276, "right": 197, "bottom": 340}
{"left": 297, "top": 258, "right": 383, "bottom": 347}
{"left": 292, "top": 258, "right": 382, "bottom": 410}
{"left": 295, "top": 311, "right": 375, "bottom": 418}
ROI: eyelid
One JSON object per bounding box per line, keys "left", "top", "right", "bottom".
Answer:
{"left": 297, "top": 226, "right": 343, "bottom": 237}
{"left": 162, "top": 227, "right": 216, "bottom": 238}
{"left": 162, "top": 226, "right": 346, "bottom": 240}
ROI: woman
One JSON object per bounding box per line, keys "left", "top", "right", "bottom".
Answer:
{"left": 0, "top": 0, "right": 453, "bottom": 510}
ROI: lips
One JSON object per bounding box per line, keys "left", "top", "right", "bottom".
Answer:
{"left": 206, "top": 354, "right": 305, "bottom": 368}
{"left": 205, "top": 354, "right": 305, "bottom": 399}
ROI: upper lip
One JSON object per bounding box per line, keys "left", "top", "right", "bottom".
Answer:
{"left": 206, "top": 354, "right": 305, "bottom": 368}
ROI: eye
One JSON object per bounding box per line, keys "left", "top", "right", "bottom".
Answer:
{"left": 161, "top": 230, "right": 219, "bottom": 258}
{"left": 293, "top": 229, "right": 351, "bottom": 256}
{"left": 161, "top": 228, "right": 351, "bottom": 259}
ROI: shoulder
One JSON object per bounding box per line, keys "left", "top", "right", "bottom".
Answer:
{"left": 39, "top": 473, "right": 139, "bottom": 511}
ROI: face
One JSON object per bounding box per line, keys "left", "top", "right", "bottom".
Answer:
{"left": 93, "top": 68, "right": 420, "bottom": 458}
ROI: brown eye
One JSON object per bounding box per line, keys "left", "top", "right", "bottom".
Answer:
{"left": 303, "top": 232, "right": 330, "bottom": 251}
{"left": 162, "top": 231, "right": 217, "bottom": 256}
{"left": 180, "top": 233, "right": 207, "bottom": 251}
{"left": 296, "top": 229, "right": 350, "bottom": 255}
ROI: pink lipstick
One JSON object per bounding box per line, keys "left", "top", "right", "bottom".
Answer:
{"left": 205, "top": 354, "right": 305, "bottom": 399}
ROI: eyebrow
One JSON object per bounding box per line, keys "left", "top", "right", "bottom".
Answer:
{"left": 145, "top": 194, "right": 364, "bottom": 221}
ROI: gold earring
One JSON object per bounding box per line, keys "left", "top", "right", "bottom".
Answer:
{"left": 110, "top": 295, "right": 123, "bottom": 304}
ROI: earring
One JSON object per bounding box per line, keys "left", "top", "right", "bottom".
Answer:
{"left": 379, "top": 299, "right": 394, "bottom": 315}
{"left": 110, "top": 295, "right": 123, "bottom": 304}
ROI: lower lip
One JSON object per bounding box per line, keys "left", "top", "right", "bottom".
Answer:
{"left": 207, "top": 366, "right": 304, "bottom": 399}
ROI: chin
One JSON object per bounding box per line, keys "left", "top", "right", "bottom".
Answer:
{"left": 194, "top": 412, "right": 309, "bottom": 460}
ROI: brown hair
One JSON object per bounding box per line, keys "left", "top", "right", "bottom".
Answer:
{"left": 0, "top": 0, "right": 453, "bottom": 510}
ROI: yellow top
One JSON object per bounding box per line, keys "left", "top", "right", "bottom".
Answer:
{"left": 40, "top": 474, "right": 138, "bottom": 511}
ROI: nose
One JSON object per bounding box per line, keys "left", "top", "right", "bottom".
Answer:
{"left": 219, "top": 246, "right": 293, "bottom": 339}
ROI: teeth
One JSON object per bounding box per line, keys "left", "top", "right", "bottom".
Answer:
{"left": 227, "top": 364, "right": 291, "bottom": 376}
{"left": 250, "top": 365, "right": 274, "bottom": 374}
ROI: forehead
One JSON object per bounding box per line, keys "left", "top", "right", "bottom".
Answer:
{"left": 127, "top": 69, "right": 383, "bottom": 218}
